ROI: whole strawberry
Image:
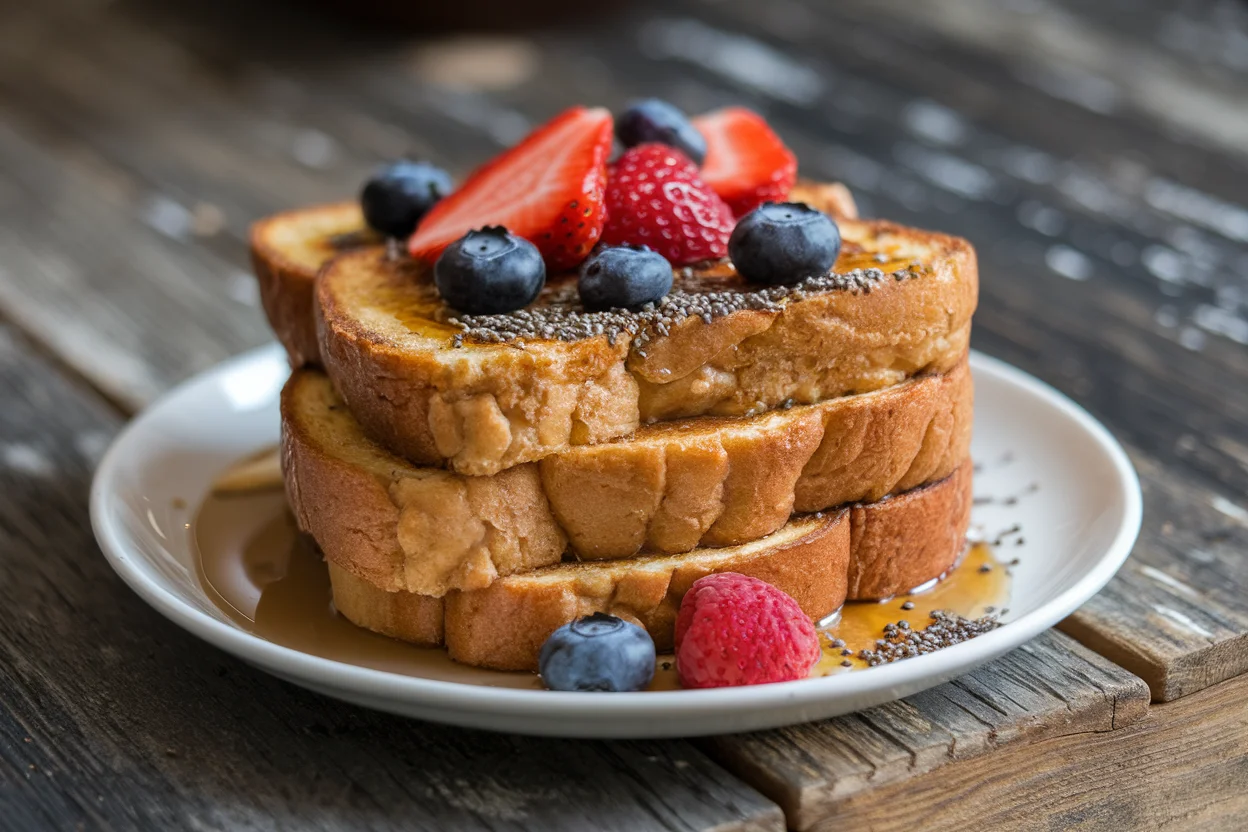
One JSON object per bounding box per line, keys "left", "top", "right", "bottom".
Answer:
{"left": 601, "top": 144, "right": 735, "bottom": 267}
{"left": 675, "top": 572, "right": 820, "bottom": 688}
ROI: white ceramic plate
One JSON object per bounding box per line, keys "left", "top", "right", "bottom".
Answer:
{"left": 91, "top": 346, "right": 1141, "bottom": 738}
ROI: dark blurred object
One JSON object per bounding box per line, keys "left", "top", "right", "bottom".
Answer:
{"left": 312, "top": 0, "right": 635, "bottom": 30}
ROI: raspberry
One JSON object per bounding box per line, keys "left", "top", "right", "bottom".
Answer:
{"left": 674, "top": 573, "right": 820, "bottom": 689}
{"left": 601, "top": 144, "right": 735, "bottom": 267}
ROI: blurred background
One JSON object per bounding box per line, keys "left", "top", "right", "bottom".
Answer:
{"left": 2, "top": 0, "right": 1247, "bottom": 501}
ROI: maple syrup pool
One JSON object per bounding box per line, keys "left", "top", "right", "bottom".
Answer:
{"left": 194, "top": 487, "right": 1010, "bottom": 692}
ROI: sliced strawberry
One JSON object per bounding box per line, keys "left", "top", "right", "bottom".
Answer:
{"left": 601, "top": 144, "right": 735, "bottom": 266}
{"left": 408, "top": 106, "right": 613, "bottom": 270}
{"left": 693, "top": 107, "right": 797, "bottom": 217}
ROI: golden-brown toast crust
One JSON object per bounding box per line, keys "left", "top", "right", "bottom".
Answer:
{"left": 847, "top": 461, "right": 973, "bottom": 600}
{"left": 250, "top": 182, "right": 860, "bottom": 372}
{"left": 250, "top": 201, "right": 379, "bottom": 368}
{"left": 544, "top": 358, "right": 972, "bottom": 557}
{"left": 284, "top": 359, "right": 970, "bottom": 589}
{"left": 328, "top": 462, "right": 973, "bottom": 671}
{"left": 328, "top": 562, "right": 445, "bottom": 647}
{"left": 443, "top": 512, "right": 852, "bottom": 671}
{"left": 281, "top": 371, "right": 569, "bottom": 597}
{"left": 318, "top": 217, "right": 976, "bottom": 475}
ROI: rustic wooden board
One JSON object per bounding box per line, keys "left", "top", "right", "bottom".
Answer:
{"left": 630, "top": 0, "right": 1248, "bottom": 701}
{"left": 0, "top": 323, "right": 783, "bottom": 832}
{"left": 701, "top": 630, "right": 1150, "bottom": 831}
{"left": 1061, "top": 452, "right": 1248, "bottom": 701}
{"left": 805, "top": 671, "right": 1248, "bottom": 831}
{"left": 0, "top": 0, "right": 1246, "bottom": 826}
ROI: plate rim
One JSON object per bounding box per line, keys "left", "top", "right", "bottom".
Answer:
{"left": 90, "top": 346, "right": 1142, "bottom": 732}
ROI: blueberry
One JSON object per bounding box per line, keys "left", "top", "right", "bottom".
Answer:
{"left": 360, "top": 160, "right": 454, "bottom": 238}
{"left": 434, "top": 227, "right": 545, "bottom": 315}
{"left": 578, "top": 245, "right": 673, "bottom": 311}
{"left": 539, "top": 612, "right": 656, "bottom": 692}
{"left": 728, "top": 202, "right": 842, "bottom": 285}
{"left": 615, "top": 99, "right": 707, "bottom": 165}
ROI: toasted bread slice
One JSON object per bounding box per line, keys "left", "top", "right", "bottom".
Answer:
{"left": 283, "top": 359, "right": 970, "bottom": 593}
{"left": 328, "top": 462, "right": 972, "bottom": 671}
{"left": 250, "top": 201, "right": 382, "bottom": 367}
{"left": 251, "top": 182, "right": 856, "bottom": 370}
{"left": 318, "top": 206, "right": 975, "bottom": 476}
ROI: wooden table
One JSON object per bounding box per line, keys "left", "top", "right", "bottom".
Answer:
{"left": 2, "top": 0, "right": 1247, "bottom": 828}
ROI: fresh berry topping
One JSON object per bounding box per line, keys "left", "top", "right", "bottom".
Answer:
{"left": 674, "top": 573, "right": 820, "bottom": 689}
{"left": 539, "top": 612, "right": 656, "bottom": 692}
{"left": 410, "top": 106, "right": 613, "bottom": 270}
{"left": 615, "top": 99, "right": 708, "bottom": 165}
{"left": 728, "top": 202, "right": 841, "bottom": 286}
{"left": 360, "top": 160, "right": 454, "bottom": 238}
{"left": 693, "top": 108, "right": 797, "bottom": 216}
{"left": 434, "top": 227, "right": 545, "bottom": 315}
{"left": 578, "top": 245, "right": 673, "bottom": 311}
{"left": 601, "top": 145, "right": 735, "bottom": 267}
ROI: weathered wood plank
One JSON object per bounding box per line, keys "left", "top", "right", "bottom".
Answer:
{"left": 1060, "top": 452, "right": 1248, "bottom": 701}
{"left": 0, "top": 323, "right": 783, "bottom": 832}
{"left": 1, "top": 0, "right": 1244, "bottom": 712}
{"left": 700, "top": 630, "right": 1150, "bottom": 831}
{"left": 630, "top": 0, "right": 1248, "bottom": 701}
{"left": 628, "top": 0, "right": 1248, "bottom": 491}
{"left": 806, "top": 669, "right": 1248, "bottom": 831}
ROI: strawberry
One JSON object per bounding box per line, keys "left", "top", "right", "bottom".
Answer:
{"left": 693, "top": 107, "right": 797, "bottom": 217}
{"left": 408, "top": 106, "right": 613, "bottom": 270}
{"left": 600, "top": 144, "right": 735, "bottom": 266}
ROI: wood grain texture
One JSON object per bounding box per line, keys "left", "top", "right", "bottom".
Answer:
{"left": 630, "top": 0, "right": 1248, "bottom": 702}
{"left": 0, "top": 324, "right": 782, "bottom": 832}
{"left": 700, "top": 630, "right": 1150, "bottom": 831}
{"left": 0, "top": 0, "right": 1246, "bottom": 826}
{"left": 806, "top": 669, "right": 1248, "bottom": 831}
{"left": 1060, "top": 452, "right": 1248, "bottom": 701}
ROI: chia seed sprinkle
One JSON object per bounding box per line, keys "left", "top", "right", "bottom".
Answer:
{"left": 991, "top": 524, "right": 1023, "bottom": 546}
{"left": 901, "top": 601, "right": 915, "bottom": 610}
{"left": 448, "top": 267, "right": 919, "bottom": 346}
{"left": 978, "top": 564, "right": 993, "bottom": 573}
{"left": 840, "top": 659, "right": 854, "bottom": 668}
{"left": 857, "top": 610, "right": 1000, "bottom": 666}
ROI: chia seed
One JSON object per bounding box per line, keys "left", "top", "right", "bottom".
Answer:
{"left": 857, "top": 610, "right": 1000, "bottom": 665}
{"left": 901, "top": 601, "right": 915, "bottom": 611}
{"left": 448, "top": 266, "right": 920, "bottom": 346}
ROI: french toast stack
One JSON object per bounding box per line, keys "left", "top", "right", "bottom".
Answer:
{"left": 251, "top": 105, "right": 978, "bottom": 675}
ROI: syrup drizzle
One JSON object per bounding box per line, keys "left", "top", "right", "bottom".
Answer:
{"left": 195, "top": 477, "right": 1010, "bottom": 692}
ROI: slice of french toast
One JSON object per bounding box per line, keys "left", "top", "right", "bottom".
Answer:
{"left": 250, "top": 201, "right": 381, "bottom": 367}
{"left": 328, "top": 463, "right": 973, "bottom": 672}
{"left": 250, "top": 181, "right": 857, "bottom": 370}
{"left": 283, "top": 360, "right": 970, "bottom": 595}
{"left": 317, "top": 201, "right": 976, "bottom": 476}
